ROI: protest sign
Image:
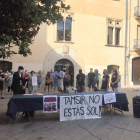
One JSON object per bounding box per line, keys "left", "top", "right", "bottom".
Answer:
{"left": 32, "top": 77, "right": 37, "bottom": 86}
{"left": 60, "top": 94, "right": 102, "bottom": 121}
{"left": 104, "top": 93, "right": 116, "bottom": 104}
{"left": 43, "top": 96, "right": 57, "bottom": 113}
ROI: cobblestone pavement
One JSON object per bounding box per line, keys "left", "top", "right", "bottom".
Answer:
{"left": 0, "top": 86, "right": 140, "bottom": 140}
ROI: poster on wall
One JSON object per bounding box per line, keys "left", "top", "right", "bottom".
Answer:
{"left": 104, "top": 93, "right": 116, "bottom": 104}
{"left": 43, "top": 96, "right": 57, "bottom": 113}
{"left": 60, "top": 94, "right": 102, "bottom": 121}
{"left": 32, "top": 77, "right": 38, "bottom": 86}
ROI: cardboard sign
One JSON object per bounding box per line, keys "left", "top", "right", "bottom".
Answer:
{"left": 43, "top": 96, "right": 57, "bottom": 113}
{"left": 32, "top": 77, "right": 37, "bottom": 86}
{"left": 104, "top": 93, "right": 116, "bottom": 104}
{"left": 60, "top": 95, "right": 102, "bottom": 121}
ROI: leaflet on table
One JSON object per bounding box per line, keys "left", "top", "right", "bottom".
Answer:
{"left": 104, "top": 93, "right": 116, "bottom": 104}
{"left": 23, "top": 94, "right": 33, "bottom": 95}
{"left": 43, "top": 95, "right": 57, "bottom": 113}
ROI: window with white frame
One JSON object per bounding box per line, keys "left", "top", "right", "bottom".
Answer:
{"left": 57, "top": 17, "right": 72, "bottom": 41}
{"left": 107, "top": 19, "right": 122, "bottom": 46}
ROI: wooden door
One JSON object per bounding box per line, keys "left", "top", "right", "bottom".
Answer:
{"left": 132, "top": 58, "right": 140, "bottom": 85}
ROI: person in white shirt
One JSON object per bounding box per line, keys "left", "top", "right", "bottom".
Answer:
{"left": 54, "top": 67, "right": 64, "bottom": 92}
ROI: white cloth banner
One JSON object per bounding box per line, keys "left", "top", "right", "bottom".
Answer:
{"left": 32, "top": 77, "right": 38, "bottom": 86}
{"left": 104, "top": 93, "right": 116, "bottom": 104}
{"left": 43, "top": 96, "right": 57, "bottom": 113}
{"left": 60, "top": 94, "right": 102, "bottom": 121}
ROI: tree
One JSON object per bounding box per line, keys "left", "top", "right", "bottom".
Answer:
{"left": 0, "top": 0, "right": 70, "bottom": 59}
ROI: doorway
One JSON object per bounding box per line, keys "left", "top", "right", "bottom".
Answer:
{"left": 0, "top": 61, "right": 12, "bottom": 72}
{"left": 132, "top": 57, "right": 140, "bottom": 85}
{"left": 54, "top": 59, "right": 74, "bottom": 86}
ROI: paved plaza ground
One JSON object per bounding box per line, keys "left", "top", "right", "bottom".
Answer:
{"left": 0, "top": 86, "right": 140, "bottom": 140}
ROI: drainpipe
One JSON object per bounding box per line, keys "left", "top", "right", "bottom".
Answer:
{"left": 124, "top": 0, "right": 128, "bottom": 86}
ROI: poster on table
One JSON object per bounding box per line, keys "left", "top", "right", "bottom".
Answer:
{"left": 32, "top": 77, "right": 38, "bottom": 86}
{"left": 60, "top": 94, "right": 102, "bottom": 121}
{"left": 104, "top": 93, "right": 116, "bottom": 104}
{"left": 43, "top": 96, "right": 57, "bottom": 113}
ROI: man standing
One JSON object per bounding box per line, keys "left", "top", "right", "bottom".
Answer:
{"left": 50, "top": 69, "right": 54, "bottom": 92}
{"left": 76, "top": 69, "right": 85, "bottom": 92}
{"left": 54, "top": 67, "right": 64, "bottom": 92}
{"left": 11, "top": 66, "right": 24, "bottom": 94}
{"left": 88, "top": 68, "right": 95, "bottom": 92}
{"left": 0, "top": 70, "right": 5, "bottom": 99}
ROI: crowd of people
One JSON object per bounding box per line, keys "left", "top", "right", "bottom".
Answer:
{"left": 0, "top": 66, "right": 121, "bottom": 99}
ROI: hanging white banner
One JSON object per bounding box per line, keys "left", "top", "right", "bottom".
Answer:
{"left": 104, "top": 93, "right": 116, "bottom": 104}
{"left": 60, "top": 94, "right": 102, "bottom": 121}
{"left": 43, "top": 96, "right": 57, "bottom": 113}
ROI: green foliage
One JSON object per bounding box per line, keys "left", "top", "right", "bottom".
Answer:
{"left": 0, "top": 0, "right": 70, "bottom": 59}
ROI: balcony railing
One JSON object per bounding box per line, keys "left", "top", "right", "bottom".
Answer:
{"left": 134, "top": 6, "right": 140, "bottom": 17}
{"left": 134, "top": 39, "right": 140, "bottom": 49}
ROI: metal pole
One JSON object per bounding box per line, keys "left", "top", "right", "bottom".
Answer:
{"left": 124, "top": 0, "right": 128, "bottom": 86}
{"left": 63, "top": 21, "right": 65, "bottom": 41}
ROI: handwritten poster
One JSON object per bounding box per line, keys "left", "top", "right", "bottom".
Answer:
{"left": 104, "top": 93, "right": 116, "bottom": 104}
{"left": 60, "top": 95, "right": 102, "bottom": 121}
{"left": 43, "top": 96, "right": 57, "bottom": 113}
{"left": 32, "top": 77, "right": 37, "bottom": 86}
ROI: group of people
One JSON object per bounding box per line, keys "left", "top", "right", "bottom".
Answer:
{"left": 76, "top": 68, "right": 121, "bottom": 92}
{"left": 0, "top": 66, "right": 121, "bottom": 99}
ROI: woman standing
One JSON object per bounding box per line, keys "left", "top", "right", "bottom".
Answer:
{"left": 118, "top": 71, "right": 121, "bottom": 92}
{"left": 63, "top": 70, "right": 70, "bottom": 92}
{"left": 110, "top": 69, "right": 119, "bottom": 92}
{"left": 101, "top": 69, "right": 110, "bottom": 90}
{"left": 22, "top": 72, "right": 28, "bottom": 94}
{"left": 95, "top": 69, "right": 100, "bottom": 90}
{"left": 7, "top": 71, "right": 13, "bottom": 95}
{"left": 37, "top": 70, "right": 42, "bottom": 90}
{"left": 44, "top": 72, "right": 51, "bottom": 93}
{"left": 28, "top": 71, "right": 37, "bottom": 94}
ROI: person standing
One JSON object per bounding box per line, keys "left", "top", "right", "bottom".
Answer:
{"left": 37, "top": 70, "right": 42, "bottom": 90}
{"left": 95, "top": 69, "right": 100, "bottom": 90}
{"left": 110, "top": 69, "right": 119, "bottom": 92}
{"left": 50, "top": 69, "right": 54, "bottom": 92}
{"left": 44, "top": 72, "right": 51, "bottom": 93}
{"left": 0, "top": 70, "right": 5, "bottom": 99}
{"left": 11, "top": 66, "right": 24, "bottom": 94}
{"left": 118, "top": 71, "right": 121, "bottom": 92}
{"left": 54, "top": 67, "right": 64, "bottom": 92}
{"left": 101, "top": 69, "right": 110, "bottom": 90}
{"left": 28, "top": 71, "right": 37, "bottom": 94}
{"left": 21, "top": 72, "right": 28, "bottom": 94}
{"left": 7, "top": 71, "right": 14, "bottom": 95}
{"left": 5, "top": 71, "right": 11, "bottom": 91}
{"left": 63, "top": 70, "right": 70, "bottom": 92}
{"left": 88, "top": 68, "right": 95, "bottom": 92}
{"left": 76, "top": 69, "right": 85, "bottom": 92}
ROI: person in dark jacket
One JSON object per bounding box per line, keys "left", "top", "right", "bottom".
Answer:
{"left": 76, "top": 69, "right": 85, "bottom": 92}
{"left": 11, "top": 66, "right": 24, "bottom": 94}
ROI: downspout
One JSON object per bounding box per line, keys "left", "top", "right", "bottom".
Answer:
{"left": 124, "top": 0, "right": 128, "bottom": 86}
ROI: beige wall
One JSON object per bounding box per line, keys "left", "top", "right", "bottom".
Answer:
{"left": 128, "top": 0, "right": 140, "bottom": 85}
{"left": 0, "top": 0, "right": 130, "bottom": 86}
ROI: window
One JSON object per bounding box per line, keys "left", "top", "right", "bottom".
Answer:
{"left": 57, "top": 21, "right": 64, "bottom": 41}
{"left": 115, "top": 28, "right": 120, "bottom": 45}
{"left": 57, "top": 17, "right": 72, "bottom": 41}
{"left": 107, "top": 19, "right": 122, "bottom": 46}
{"left": 108, "top": 27, "right": 113, "bottom": 45}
